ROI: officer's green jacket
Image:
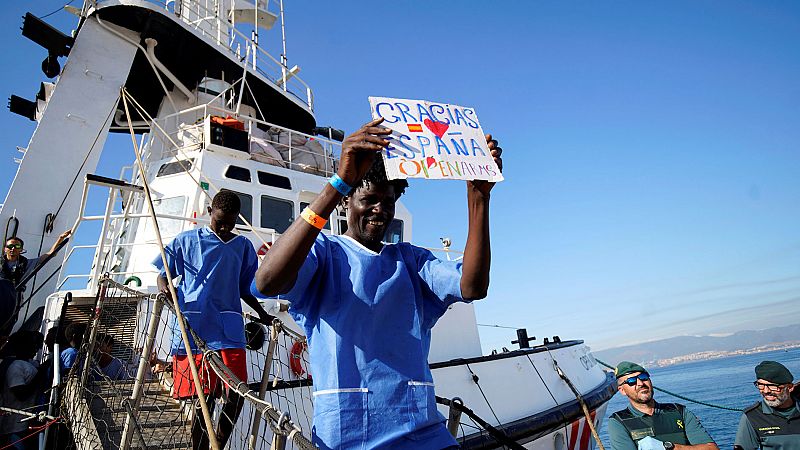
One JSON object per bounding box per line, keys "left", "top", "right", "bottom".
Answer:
{"left": 735, "top": 400, "right": 800, "bottom": 450}
{"left": 607, "top": 402, "right": 715, "bottom": 450}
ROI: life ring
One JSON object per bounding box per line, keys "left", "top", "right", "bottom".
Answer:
{"left": 124, "top": 276, "right": 142, "bottom": 287}
{"left": 289, "top": 341, "right": 310, "bottom": 378}
{"left": 257, "top": 242, "right": 272, "bottom": 258}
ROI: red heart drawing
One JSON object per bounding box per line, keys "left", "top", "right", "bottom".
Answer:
{"left": 426, "top": 156, "right": 436, "bottom": 168}
{"left": 423, "top": 119, "right": 449, "bottom": 138}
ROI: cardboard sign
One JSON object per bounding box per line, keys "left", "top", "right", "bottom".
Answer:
{"left": 369, "top": 97, "right": 504, "bottom": 182}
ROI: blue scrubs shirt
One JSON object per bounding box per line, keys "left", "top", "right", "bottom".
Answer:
{"left": 253, "top": 234, "right": 467, "bottom": 449}
{"left": 153, "top": 227, "right": 257, "bottom": 354}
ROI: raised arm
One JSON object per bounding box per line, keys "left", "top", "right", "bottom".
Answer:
{"left": 459, "top": 134, "right": 502, "bottom": 300}
{"left": 41, "top": 230, "right": 72, "bottom": 259}
{"left": 255, "top": 118, "right": 391, "bottom": 296}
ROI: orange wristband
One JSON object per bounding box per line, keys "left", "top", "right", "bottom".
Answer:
{"left": 300, "top": 207, "right": 327, "bottom": 230}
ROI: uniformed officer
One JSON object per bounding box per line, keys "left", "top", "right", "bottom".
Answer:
{"left": 735, "top": 361, "right": 799, "bottom": 450}
{"left": 607, "top": 361, "right": 719, "bottom": 450}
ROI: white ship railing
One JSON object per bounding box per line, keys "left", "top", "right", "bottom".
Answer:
{"left": 91, "top": 0, "right": 315, "bottom": 109}
{"left": 145, "top": 102, "right": 340, "bottom": 177}
{"left": 57, "top": 174, "right": 281, "bottom": 293}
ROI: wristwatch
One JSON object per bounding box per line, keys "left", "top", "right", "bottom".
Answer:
{"left": 663, "top": 442, "right": 675, "bottom": 450}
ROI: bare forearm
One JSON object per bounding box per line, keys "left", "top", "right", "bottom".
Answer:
{"left": 256, "top": 184, "right": 342, "bottom": 296}
{"left": 460, "top": 188, "right": 491, "bottom": 300}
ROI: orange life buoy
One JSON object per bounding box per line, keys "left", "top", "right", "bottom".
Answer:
{"left": 290, "top": 341, "right": 310, "bottom": 378}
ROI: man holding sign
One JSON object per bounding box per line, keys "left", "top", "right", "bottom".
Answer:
{"left": 253, "top": 104, "right": 502, "bottom": 449}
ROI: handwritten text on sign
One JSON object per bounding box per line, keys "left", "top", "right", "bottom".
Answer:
{"left": 369, "top": 97, "right": 504, "bottom": 182}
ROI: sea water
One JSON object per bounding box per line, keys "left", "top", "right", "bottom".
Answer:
{"left": 599, "top": 347, "right": 800, "bottom": 449}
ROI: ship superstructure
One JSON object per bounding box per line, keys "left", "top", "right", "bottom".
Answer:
{"left": 2, "top": 1, "right": 615, "bottom": 449}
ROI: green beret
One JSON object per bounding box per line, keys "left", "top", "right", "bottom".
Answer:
{"left": 755, "top": 361, "right": 793, "bottom": 384}
{"left": 615, "top": 361, "right": 647, "bottom": 379}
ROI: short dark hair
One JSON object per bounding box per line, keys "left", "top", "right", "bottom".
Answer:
{"left": 97, "top": 333, "right": 114, "bottom": 348}
{"left": 64, "top": 322, "right": 87, "bottom": 346}
{"left": 352, "top": 156, "right": 408, "bottom": 198}
{"left": 212, "top": 191, "right": 242, "bottom": 214}
{"left": 6, "top": 236, "right": 23, "bottom": 247}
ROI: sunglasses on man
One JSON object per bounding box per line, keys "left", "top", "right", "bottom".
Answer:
{"left": 5, "top": 244, "right": 23, "bottom": 250}
{"left": 753, "top": 381, "right": 785, "bottom": 392}
{"left": 620, "top": 373, "right": 651, "bottom": 386}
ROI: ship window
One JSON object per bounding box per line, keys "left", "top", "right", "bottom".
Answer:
{"left": 261, "top": 196, "right": 294, "bottom": 233}
{"left": 384, "top": 219, "right": 403, "bottom": 243}
{"left": 225, "top": 165, "right": 251, "bottom": 182}
{"left": 157, "top": 159, "right": 194, "bottom": 177}
{"left": 257, "top": 171, "right": 292, "bottom": 190}
{"left": 143, "top": 196, "right": 187, "bottom": 237}
{"left": 300, "top": 202, "right": 330, "bottom": 230}
{"left": 221, "top": 189, "right": 252, "bottom": 226}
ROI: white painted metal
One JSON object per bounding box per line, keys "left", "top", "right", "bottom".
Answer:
{"left": 0, "top": 17, "right": 138, "bottom": 328}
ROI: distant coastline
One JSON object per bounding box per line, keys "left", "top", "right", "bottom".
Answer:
{"left": 593, "top": 324, "right": 800, "bottom": 366}
{"left": 648, "top": 341, "right": 800, "bottom": 368}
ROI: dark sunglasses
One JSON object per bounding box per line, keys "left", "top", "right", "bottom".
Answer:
{"left": 620, "top": 373, "right": 651, "bottom": 386}
{"left": 5, "top": 244, "right": 22, "bottom": 249}
{"left": 753, "top": 381, "right": 784, "bottom": 392}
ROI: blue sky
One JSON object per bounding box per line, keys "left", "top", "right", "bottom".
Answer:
{"left": 1, "top": 1, "right": 798, "bottom": 351}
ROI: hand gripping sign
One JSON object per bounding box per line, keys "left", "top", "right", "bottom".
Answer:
{"left": 369, "top": 97, "right": 504, "bottom": 182}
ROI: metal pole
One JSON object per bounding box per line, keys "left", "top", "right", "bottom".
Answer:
{"left": 120, "top": 295, "right": 165, "bottom": 450}
{"left": 89, "top": 186, "right": 116, "bottom": 291}
{"left": 279, "top": 0, "right": 287, "bottom": 91}
{"left": 122, "top": 90, "right": 221, "bottom": 450}
{"left": 446, "top": 397, "right": 463, "bottom": 438}
{"left": 80, "top": 279, "right": 108, "bottom": 388}
{"left": 248, "top": 320, "right": 281, "bottom": 449}
{"left": 40, "top": 341, "right": 61, "bottom": 450}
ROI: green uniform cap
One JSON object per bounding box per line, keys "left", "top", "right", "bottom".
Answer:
{"left": 755, "top": 360, "right": 793, "bottom": 384}
{"left": 615, "top": 361, "right": 647, "bottom": 379}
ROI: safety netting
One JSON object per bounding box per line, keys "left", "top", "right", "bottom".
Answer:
{"left": 58, "top": 276, "right": 315, "bottom": 450}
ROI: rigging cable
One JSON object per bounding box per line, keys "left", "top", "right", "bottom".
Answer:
{"left": 464, "top": 362, "right": 507, "bottom": 450}
{"left": 594, "top": 358, "right": 744, "bottom": 412}
{"left": 39, "top": 0, "right": 76, "bottom": 19}
{"left": 121, "top": 88, "right": 275, "bottom": 249}
{"left": 549, "top": 355, "right": 606, "bottom": 450}
{"left": 121, "top": 90, "right": 221, "bottom": 450}
{"left": 435, "top": 396, "right": 526, "bottom": 450}
{"left": 52, "top": 103, "right": 118, "bottom": 222}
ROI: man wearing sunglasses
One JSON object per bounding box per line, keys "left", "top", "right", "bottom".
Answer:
{"left": 0, "top": 231, "right": 71, "bottom": 337}
{"left": 607, "top": 361, "right": 718, "bottom": 450}
{"left": 734, "top": 361, "right": 798, "bottom": 450}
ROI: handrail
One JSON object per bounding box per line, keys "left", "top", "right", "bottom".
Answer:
{"left": 93, "top": 0, "right": 314, "bottom": 110}
{"left": 58, "top": 172, "right": 284, "bottom": 292}
{"left": 147, "top": 102, "right": 340, "bottom": 175}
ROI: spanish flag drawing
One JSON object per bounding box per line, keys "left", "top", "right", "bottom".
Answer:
{"left": 407, "top": 123, "right": 423, "bottom": 132}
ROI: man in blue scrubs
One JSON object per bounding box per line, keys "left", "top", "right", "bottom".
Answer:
{"left": 155, "top": 190, "right": 271, "bottom": 449}
{"left": 253, "top": 118, "right": 502, "bottom": 449}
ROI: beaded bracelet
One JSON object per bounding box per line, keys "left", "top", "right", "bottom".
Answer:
{"left": 329, "top": 174, "right": 353, "bottom": 196}
{"left": 300, "top": 207, "right": 327, "bottom": 230}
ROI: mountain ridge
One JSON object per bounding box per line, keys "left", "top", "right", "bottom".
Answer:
{"left": 592, "top": 324, "right": 800, "bottom": 365}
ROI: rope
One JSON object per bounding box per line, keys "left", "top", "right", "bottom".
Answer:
{"left": 39, "top": 0, "right": 76, "bottom": 19}
{"left": 436, "top": 396, "right": 525, "bottom": 450}
{"left": 595, "top": 358, "right": 744, "bottom": 412}
{"left": 464, "top": 363, "right": 507, "bottom": 449}
{"left": 122, "top": 91, "right": 221, "bottom": 450}
{"left": 121, "top": 89, "right": 273, "bottom": 249}
{"left": 550, "top": 358, "right": 605, "bottom": 450}
{"left": 0, "top": 417, "right": 61, "bottom": 450}
{"left": 52, "top": 102, "right": 118, "bottom": 222}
